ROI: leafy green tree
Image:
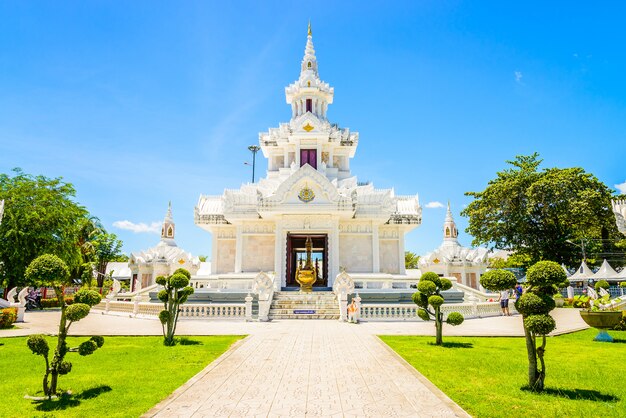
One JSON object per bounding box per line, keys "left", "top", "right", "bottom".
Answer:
{"left": 0, "top": 169, "right": 88, "bottom": 290}
{"left": 91, "top": 232, "right": 123, "bottom": 287}
{"left": 157, "top": 268, "right": 194, "bottom": 346}
{"left": 25, "top": 254, "right": 103, "bottom": 397}
{"left": 515, "top": 261, "right": 566, "bottom": 392}
{"left": 412, "top": 272, "right": 464, "bottom": 345}
{"left": 198, "top": 255, "right": 208, "bottom": 262}
{"left": 405, "top": 251, "right": 420, "bottom": 269}
{"left": 461, "top": 154, "right": 620, "bottom": 268}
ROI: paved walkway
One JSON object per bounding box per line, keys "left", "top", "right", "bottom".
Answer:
{"left": 145, "top": 321, "right": 468, "bottom": 417}
{"left": 1, "top": 309, "right": 588, "bottom": 417}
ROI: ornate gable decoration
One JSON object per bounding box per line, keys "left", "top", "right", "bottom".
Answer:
{"left": 298, "top": 186, "right": 315, "bottom": 203}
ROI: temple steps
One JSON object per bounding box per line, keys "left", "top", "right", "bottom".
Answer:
{"left": 269, "top": 291, "right": 340, "bottom": 320}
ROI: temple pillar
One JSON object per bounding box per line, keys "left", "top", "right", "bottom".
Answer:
{"left": 274, "top": 221, "right": 283, "bottom": 290}
{"left": 330, "top": 219, "right": 340, "bottom": 285}
{"left": 211, "top": 234, "right": 218, "bottom": 275}
{"left": 398, "top": 230, "right": 405, "bottom": 275}
{"left": 234, "top": 225, "right": 243, "bottom": 273}
{"left": 372, "top": 224, "right": 380, "bottom": 273}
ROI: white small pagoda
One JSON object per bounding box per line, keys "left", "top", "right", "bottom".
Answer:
{"left": 419, "top": 203, "right": 493, "bottom": 289}
{"left": 129, "top": 203, "right": 200, "bottom": 290}
{"left": 195, "top": 25, "right": 422, "bottom": 289}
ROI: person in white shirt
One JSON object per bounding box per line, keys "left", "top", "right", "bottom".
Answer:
{"left": 499, "top": 289, "right": 511, "bottom": 316}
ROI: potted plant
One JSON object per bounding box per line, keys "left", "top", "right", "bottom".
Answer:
{"left": 579, "top": 294, "right": 623, "bottom": 342}
{"left": 553, "top": 293, "right": 564, "bottom": 308}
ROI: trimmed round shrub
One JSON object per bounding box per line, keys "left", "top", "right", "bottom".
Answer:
{"left": 156, "top": 276, "right": 167, "bottom": 285}
{"left": 90, "top": 335, "right": 105, "bottom": 348}
{"left": 27, "top": 334, "right": 49, "bottom": 356}
{"left": 526, "top": 261, "right": 567, "bottom": 288}
{"left": 73, "top": 289, "right": 102, "bottom": 307}
{"left": 428, "top": 295, "right": 444, "bottom": 308}
{"left": 420, "top": 272, "right": 442, "bottom": 288}
{"left": 25, "top": 254, "right": 70, "bottom": 288}
{"left": 439, "top": 278, "right": 453, "bottom": 291}
{"left": 159, "top": 310, "right": 171, "bottom": 325}
{"left": 169, "top": 273, "right": 189, "bottom": 289}
{"left": 65, "top": 303, "right": 91, "bottom": 322}
{"left": 595, "top": 280, "right": 610, "bottom": 292}
{"left": 515, "top": 293, "right": 555, "bottom": 316}
{"left": 78, "top": 340, "right": 98, "bottom": 356}
{"left": 417, "top": 308, "right": 430, "bottom": 321}
{"left": 179, "top": 286, "right": 194, "bottom": 304}
{"left": 446, "top": 312, "right": 464, "bottom": 326}
{"left": 417, "top": 280, "right": 437, "bottom": 294}
{"left": 173, "top": 268, "right": 191, "bottom": 279}
{"left": 412, "top": 292, "right": 428, "bottom": 307}
{"left": 524, "top": 314, "right": 556, "bottom": 335}
{"left": 58, "top": 360, "right": 72, "bottom": 374}
{"left": 480, "top": 269, "right": 517, "bottom": 291}
{"left": 157, "top": 289, "right": 169, "bottom": 303}
{"left": 620, "top": 282, "right": 626, "bottom": 288}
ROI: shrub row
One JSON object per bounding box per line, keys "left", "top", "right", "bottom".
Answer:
{"left": 0, "top": 307, "right": 17, "bottom": 328}
{"left": 40, "top": 297, "right": 74, "bottom": 308}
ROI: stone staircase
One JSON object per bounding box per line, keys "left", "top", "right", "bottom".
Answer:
{"left": 269, "top": 291, "right": 339, "bottom": 320}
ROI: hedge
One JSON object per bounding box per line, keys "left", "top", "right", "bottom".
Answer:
{"left": 40, "top": 297, "right": 74, "bottom": 308}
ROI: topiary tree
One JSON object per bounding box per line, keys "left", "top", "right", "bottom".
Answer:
{"left": 157, "top": 268, "right": 194, "bottom": 346}
{"left": 412, "top": 272, "right": 464, "bottom": 345}
{"left": 515, "top": 260, "right": 566, "bottom": 392}
{"left": 480, "top": 269, "right": 518, "bottom": 293}
{"left": 594, "top": 280, "right": 610, "bottom": 293}
{"left": 25, "top": 254, "right": 103, "bottom": 398}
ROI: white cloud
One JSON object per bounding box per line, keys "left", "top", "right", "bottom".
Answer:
{"left": 514, "top": 71, "right": 523, "bottom": 83}
{"left": 425, "top": 201, "right": 444, "bottom": 209}
{"left": 616, "top": 181, "right": 626, "bottom": 194}
{"left": 113, "top": 220, "right": 161, "bottom": 234}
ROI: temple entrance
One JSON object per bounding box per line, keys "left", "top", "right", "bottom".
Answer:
{"left": 286, "top": 233, "right": 328, "bottom": 287}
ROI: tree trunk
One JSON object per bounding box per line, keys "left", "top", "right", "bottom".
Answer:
{"left": 96, "top": 261, "right": 107, "bottom": 287}
{"left": 523, "top": 323, "right": 542, "bottom": 391}
{"left": 49, "top": 288, "right": 68, "bottom": 396}
{"left": 435, "top": 307, "right": 443, "bottom": 345}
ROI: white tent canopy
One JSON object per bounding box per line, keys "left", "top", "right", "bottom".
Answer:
{"left": 568, "top": 261, "right": 595, "bottom": 282}
{"left": 592, "top": 259, "right": 621, "bottom": 281}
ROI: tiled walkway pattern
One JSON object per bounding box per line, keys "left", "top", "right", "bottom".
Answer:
{"left": 149, "top": 322, "right": 465, "bottom": 417}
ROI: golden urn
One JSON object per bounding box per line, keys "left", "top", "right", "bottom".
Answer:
{"left": 296, "top": 236, "right": 317, "bottom": 292}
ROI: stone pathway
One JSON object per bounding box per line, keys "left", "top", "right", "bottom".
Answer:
{"left": 144, "top": 321, "right": 468, "bottom": 417}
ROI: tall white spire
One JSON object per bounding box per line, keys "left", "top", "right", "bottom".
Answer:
{"left": 160, "top": 201, "right": 176, "bottom": 246}
{"left": 301, "top": 21, "right": 318, "bottom": 76}
{"left": 443, "top": 201, "right": 459, "bottom": 242}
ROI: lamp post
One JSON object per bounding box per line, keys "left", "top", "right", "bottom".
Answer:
{"left": 566, "top": 239, "right": 586, "bottom": 261}
{"left": 248, "top": 145, "right": 261, "bottom": 183}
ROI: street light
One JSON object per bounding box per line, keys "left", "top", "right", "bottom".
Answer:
{"left": 247, "top": 145, "right": 261, "bottom": 183}
{"left": 565, "top": 239, "right": 586, "bottom": 261}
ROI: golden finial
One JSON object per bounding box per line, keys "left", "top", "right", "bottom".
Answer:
{"left": 308, "top": 20, "right": 312, "bottom": 36}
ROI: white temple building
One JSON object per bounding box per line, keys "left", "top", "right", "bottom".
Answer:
{"left": 419, "top": 203, "right": 495, "bottom": 289}
{"left": 195, "top": 25, "right": 422, "bottom": 290}
{"left": 129, "top": 203, "right": 201, "bottom": 290}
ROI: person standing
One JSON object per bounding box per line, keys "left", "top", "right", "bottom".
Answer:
{"left": 499, "top": 288, "right": 511, "bottom": 316}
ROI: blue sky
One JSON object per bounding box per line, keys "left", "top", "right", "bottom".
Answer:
{"left": 1, "top": 1, "right": 625, "bottom": 258}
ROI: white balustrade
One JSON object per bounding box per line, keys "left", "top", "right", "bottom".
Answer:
{"left": 360, "top": 301, "right": 517, "bottom": 321}
{"left": 95, "top": 301, "right": 247, "bottom": 319}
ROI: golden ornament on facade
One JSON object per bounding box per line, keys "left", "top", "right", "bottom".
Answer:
{"left": 298, "top": 186, "right": 315, "bottom": 203}
{"left": 303, "top": 123, "right": 314, "bottom": 132}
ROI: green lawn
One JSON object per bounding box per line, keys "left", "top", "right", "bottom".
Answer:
{"left": 381, "top": 329, "right": 626, "bottom": 418}
{"left": 0, "top": 335, "right": 244, "bottom": 417}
